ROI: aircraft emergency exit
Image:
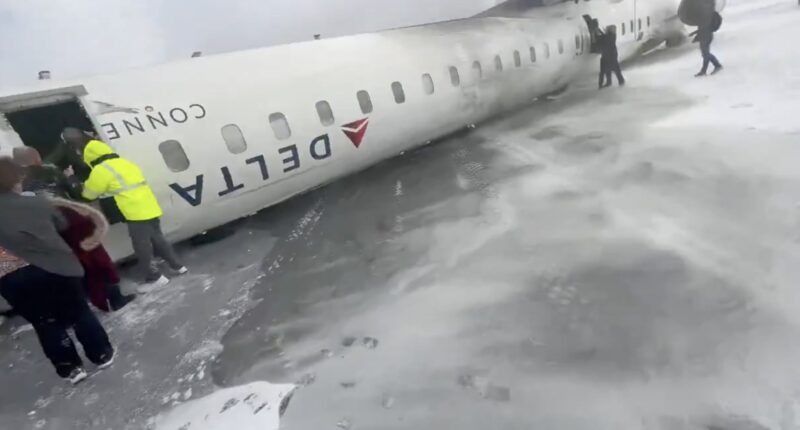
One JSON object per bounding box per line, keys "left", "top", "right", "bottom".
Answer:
{"left": 0, "top": 0, "right": 700, "bottom": 260}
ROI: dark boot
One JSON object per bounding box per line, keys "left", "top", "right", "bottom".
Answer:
{"left": 107, "top": 285, "right": 136, "bottom": 311}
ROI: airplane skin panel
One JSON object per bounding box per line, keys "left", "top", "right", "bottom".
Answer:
{"left": 0, "top": 0, "right": 685, "bottom": 260}
{"left": 477, "top": 0, "right": 572, "bottom": 17}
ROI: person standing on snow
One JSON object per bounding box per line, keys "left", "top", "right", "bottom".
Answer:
{"left": 0, "top": 158, "right": 114, "bottom": 385}
{"left": 14, "top": 147, "right": 136, "bottom": 311}
{"left": 691, "top": 12, "right": 723, "bottom": 77}
{"left": 596, "top": 25, "right": 625, "bottom": 88}
{"left": 61, "top": 128, "right": 187, "bottom": 288}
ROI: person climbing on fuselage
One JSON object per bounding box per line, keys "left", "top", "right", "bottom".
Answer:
{"left": 596, "top": 25, "right": 625, "bottom": 89}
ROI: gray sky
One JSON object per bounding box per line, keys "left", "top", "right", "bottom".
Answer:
{"left": 0, "top": 0, "right": 497, "bottom": 90}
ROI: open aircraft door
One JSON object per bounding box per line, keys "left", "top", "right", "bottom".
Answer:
{"left": 0, "top": 86, "right": 134, "bottom": 260}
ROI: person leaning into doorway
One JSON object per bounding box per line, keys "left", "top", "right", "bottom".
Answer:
{"left": 12, "top": 146, "right": 73, "bottom": 197}
{"left": 0, "top": 158, "right": 114, "bottom": 385}
{"left": 61, "top": 128, "right": 188, "bottom": 288}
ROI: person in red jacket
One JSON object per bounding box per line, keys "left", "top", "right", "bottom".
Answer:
{"left": 50, "top": 198, "right": 136, "bottom": 312}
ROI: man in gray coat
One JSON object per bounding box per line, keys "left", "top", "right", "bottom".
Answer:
{"left": 0, "top": 158, "right": 114, "bottom": 385}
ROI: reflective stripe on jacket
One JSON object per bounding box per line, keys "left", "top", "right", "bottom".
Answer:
{"left": 81, "top": 140, "right": 163, "bottom": 221}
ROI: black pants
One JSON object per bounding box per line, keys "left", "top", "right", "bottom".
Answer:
{"left": 0, "top": 266, "right": 112, "bottom": 377}
{"left": 699, "top": 39, "right": 721, "bottom": 73}
{"left": 127, "top": 218, "right": 182, "bottom": 281}
{"left": 599, "top": 56, "right": 625, "bottom": 87}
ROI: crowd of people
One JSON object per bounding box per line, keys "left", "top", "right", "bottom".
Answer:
{"left": 0, "top": 128, "right": 186, "bottom": 385}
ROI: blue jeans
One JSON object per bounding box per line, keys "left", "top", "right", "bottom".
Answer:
{"left": 700, "top": 39, "right": 721, "bottom": 73}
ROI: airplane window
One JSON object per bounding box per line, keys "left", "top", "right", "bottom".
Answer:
{"left": 638, "top": 19, "right": 642, "bottom": 31}
{"left": 357, "top": 90, "right": 373, "bottom": 114}
{"left": 621, "top": 22, "right": 626, "bottom": 35}
{"left": 530, "top": 47, "right": 537, "bottom": 63}
{"left": 269, "top": 113, "right": 292, "bottom": 140}
{"left": 494, "top": 55, "right": 503, "bottom": 71}
{"left": 315, "top": 101, "right": 335, "bottom": 126}
{"left": 647, "top": 16, "right": 651, "bottom": 27}
{"left": 422, "top": 74, "right": 435, "bottom": 95}
{"left": 558, "top": 40, "right": 564, "bottom": 54}
{"left": 449, "top": 66, "right": 461, "bottom": 87}
{"left": 575, "top": 35, "right": 580, "bottom": 51}
{"left": 630, "top": 20, "right": 635, "bottom": 32}
{"left": 472, "top": 61, "right": 483, "bottom": 81}
{"left": 221, "top": 124, "right": 247, "bottom": 154}
{"left": 544, "top": 43, "right": 551, "bottom": 59}
{"left": 513, "top": 50, "right": 522, "bottom": 68}
{"left": 159, "top": 140, "right": 190, "bottom": 173}
{"left": 391, "top": 81, "right": 406, "bottom": 104}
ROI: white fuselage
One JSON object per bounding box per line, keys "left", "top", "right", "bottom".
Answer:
{"left": 0, "top": 0, "right": 684, "bottom": 260}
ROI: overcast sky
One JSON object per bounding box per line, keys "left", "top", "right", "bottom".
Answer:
{"left": 0, "top": 0, "right": 498, "bottom": 89}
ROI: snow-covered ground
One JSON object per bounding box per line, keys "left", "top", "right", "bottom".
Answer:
{"left": 2, "top": 1, "right": 800, "bottom": 429}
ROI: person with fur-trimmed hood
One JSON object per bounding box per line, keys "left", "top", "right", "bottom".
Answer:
{"left": 14, "top": 147, "right": 135, "bottom": 311}
{"left": 50, "top": 198, "right": 135, "bottom": 312}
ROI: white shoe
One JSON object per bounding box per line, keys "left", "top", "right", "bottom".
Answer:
{"left": 138, "top": 275, "right": 170, "bottom": 293}
{"left": 175, "top": 266, "right": 189, "bottom": 275}
{"left": 66, "top": 367, "right": 89, "bottom": 385}
{"left": 97, "top": 349, "right": 115, "bottom": 370}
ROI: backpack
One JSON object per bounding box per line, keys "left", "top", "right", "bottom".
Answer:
{"left": 711, "top": 12, "right": 723, "bottom": 32}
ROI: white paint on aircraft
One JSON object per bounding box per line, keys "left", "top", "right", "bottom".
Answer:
{"left": 0, "top": 0, "right": 689, "bottom": 260}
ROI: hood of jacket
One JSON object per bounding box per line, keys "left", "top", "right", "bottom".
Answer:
{"left": 49, "top": 197, "right": 109, "bottom": 251}
{"left": 83, "top": 140, "right": 115, "bottom": 166}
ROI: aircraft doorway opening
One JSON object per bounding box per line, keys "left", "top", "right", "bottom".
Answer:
{"left": 5, "top": 99, "right": 96, "bottom": 180}
{"left": 5, "top": 99, "right": 126, "bottom": 224}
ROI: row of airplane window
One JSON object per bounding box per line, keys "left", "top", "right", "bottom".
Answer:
{"left": 621, "top": 16, "right": 650, "bottom": 36}
{"left": 158, "top": 15, "right": 651, "bottom": 173}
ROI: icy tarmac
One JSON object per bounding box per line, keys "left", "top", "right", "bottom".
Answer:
{"left": 3, "top": 0, "right": 800, "bottom": 428}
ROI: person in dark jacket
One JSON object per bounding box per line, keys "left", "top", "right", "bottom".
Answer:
{"left": 13, "top": 148, "right": 69, "bottom": 197}
{"left": 596, "top": 25, "right": 625, "bottom": 88}
{"left": 14, "top": 147, "right": 135, "bottom": 311}
{"left": 0, "top": 158, "right": 114, "bottom": 385}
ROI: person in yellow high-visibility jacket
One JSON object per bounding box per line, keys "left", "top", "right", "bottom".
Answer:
{"left": 62, "top": 128, "right": 186, "bottom": 287}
